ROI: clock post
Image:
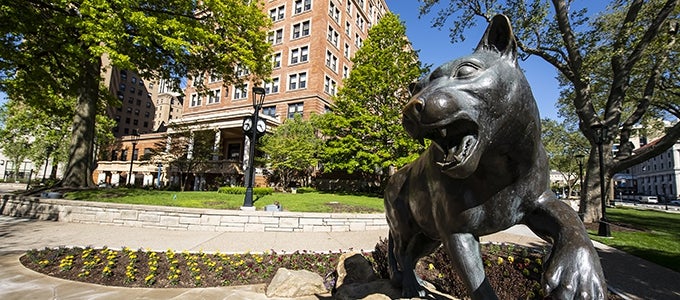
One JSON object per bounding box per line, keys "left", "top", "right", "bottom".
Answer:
{"left": 242, "top": 87, "right": 267, "bottom": 208}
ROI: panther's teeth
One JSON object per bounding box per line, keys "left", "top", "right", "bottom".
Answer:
{"left": 439, "top": 128, "right": 447, "bottom": 138}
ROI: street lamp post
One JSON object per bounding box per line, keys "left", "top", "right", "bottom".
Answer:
{"left": 243, "top": 87, "right": 267, "bottom": 208}
{"left": 128, "top": 130, "right": 140, "bottom": 186}
{"left": 591, "top": 123, "right": 611, "bottom": 237}
{"left": 575, "top": 153, "right": 584, "bottom": 197}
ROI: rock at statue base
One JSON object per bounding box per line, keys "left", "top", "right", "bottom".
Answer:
{"left": 333, "top": 252, "right": 458, "bottom": 300}
{"left": 265, "top": 268, "right": 327, "bottom": 298}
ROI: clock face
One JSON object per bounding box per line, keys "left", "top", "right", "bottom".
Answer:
{"left": 242, "top": 117, "right": 252, "bottom": 132}
{"left": 256, "top": 119, "right": 266, "bottom": 133}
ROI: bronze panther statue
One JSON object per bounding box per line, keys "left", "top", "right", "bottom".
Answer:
{"left": 385, "top": 14, "right": 606, "bottom": 300}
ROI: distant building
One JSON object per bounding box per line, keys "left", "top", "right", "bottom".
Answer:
{"left": 620, "top": 139, "right": 680, "bottom": 201}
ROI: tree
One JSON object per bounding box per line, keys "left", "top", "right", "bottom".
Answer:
{"left": 0, "top": 0, "right": 272, "bottom": 188}
{"left": 0, "top": 98, "right": 75, "bottom": 182}
{"left": 420, "top": 0, "right": 679, "bottom": 222}
{"left": 148, "top": 125, "right": 220, "bottom": 191}
{"left": 541, "top": 118, "right": 589, "bottom": 197}
{"left": 259, "top": 114, "right": 320, "bottom": 189}
{"left": 315, "top": 13, "right": 428, "bottom": 190}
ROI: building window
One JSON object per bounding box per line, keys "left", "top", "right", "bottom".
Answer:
{"left": 292, "top": 20, "right": 310, "bottom": 39}
{"left": 131, "top": 77, "right": 137, "bottom": 84}
{"left": 343, "top": 65, "right": 349, "bottom": 78}
{"left": 329, "top": 1, "right": 340, "bottom": 23}
{"left": 264, "top": 77, "right": 280, "bottom": 94}
{"left": 119, "top": 83, "right": 126, "bottom": 91}
{"left": 208, "top": 89, "right": 221, "bottom": 104}
{"left": 192, "top": 73, "right": 204, "bottom": 86}
{"left": 126, "top": 107, "right": 132, "bottom": 114}
{"left": 125, "top": 117, "right": 131, "bottom": 124}
{"left": 236, "top": 65, "right": 250, "bottom": 77}
{"left": 134, "top": 109, "right": 140, "bottom": 116}
{"left": 190, "top": 93, "right": 202, "bottom": 107}
{"left": 143, "top": 121, "right": 148, "bottom": 128}
{"left": 355, "top": 34, "right": 363, "bottom": 47}
{"left": 144, "top": 111, "right": 150, "bottom": 118}
{"left": 288, "top": 72, "right": 307, "bottom": 90}
{"left": 272, "top": 52, "right": 282, "bottom": 69}
{"left": 269, "top": 5, "right": 285, "bottom": 22}
{"left": 262, "top": 106, "right": 277, "bottom": 117}
{"left": 267, "top": 28, "right": 284, "bottom": 45}
{"left": 294, "top": 0, "right": 312, "bottom": 14}
{"left": 345, "top": 21, "right": 351, "bottom": 36}
{"left": 325, "top": 50, "right": 338, "bottom": 72}
{"left": 120, "top": 70, "right": 127, "bottom": 80}
{"left": 327, "top": 26, "right": 339, "bottom": 47}
{"left": 289, "top": 46, "right": 309, "bottom": 64}
{"left": 133, "top": 119, "right": 138, "bottom": 125}
{"left": 357, "top": 14, "right": 365, "bottom": 31}
{"left": 344, "top": 43, "right": 350, "bottom": 58}
{"left": 234, "top": 83, "right": 248, "bottom": 99}
{"left": 324, "top": 75, "right": 337, "bottom": 95}
{"left": 209, "top": 71, "right": 222, "bottom": 83}
{"left": 288, "top": 102, "right": 304, "bottom": 119}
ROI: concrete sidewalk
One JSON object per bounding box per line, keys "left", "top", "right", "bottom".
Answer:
{"left": 1, "top": 215, "right": 679, "bottom": 299}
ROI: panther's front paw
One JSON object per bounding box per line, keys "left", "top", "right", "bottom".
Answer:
{"left": 543, "top": 246, "right": 606, "bottom": 299}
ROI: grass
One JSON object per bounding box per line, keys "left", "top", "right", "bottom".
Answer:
{"left": 589, "top": 207, "right": 680, "bottom": 272}
{"left": 63, "top": 188, "right": 385, "bottom": 213}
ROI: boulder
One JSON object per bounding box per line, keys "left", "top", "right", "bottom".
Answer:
{"left": 333, "top": 252, "right": 457, "bottom": 300}
{"left": 265, "top": 268, "right": 327, "bottom": 298}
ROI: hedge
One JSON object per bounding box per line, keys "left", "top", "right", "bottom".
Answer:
{"left": 217, "top": 186, "right": 274, "bottom": 196}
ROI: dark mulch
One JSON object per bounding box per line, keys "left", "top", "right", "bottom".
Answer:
{"left": 21, "top": 239, "right": 621, "bottom": 299}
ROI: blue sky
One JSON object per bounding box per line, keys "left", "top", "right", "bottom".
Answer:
{"left": 384, "top": 1, "right": 565, "bottom": 120}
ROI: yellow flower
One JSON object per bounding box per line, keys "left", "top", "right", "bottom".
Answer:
{"left": 507, "top": 256, "right": 514, "bottom": 263}
{"left": 428, "top": 263, "right": 435, "bottom": 270}
{"left": 497, "top": 257, "right": 504, "bottom": 265}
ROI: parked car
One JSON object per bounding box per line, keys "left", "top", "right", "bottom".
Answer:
{"left": 670, "top": 200, "right": 680, "bottom": 205}
{"left": 639, "top": 196, "right": 659, "bottom": 204}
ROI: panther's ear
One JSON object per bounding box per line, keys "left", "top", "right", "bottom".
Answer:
{"left": 475, "top": 14, "right": 517, "bottom": 61}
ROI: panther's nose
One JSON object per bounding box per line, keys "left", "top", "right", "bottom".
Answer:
{"left": 403, "top": 98, "right": 425, "bottom": 121}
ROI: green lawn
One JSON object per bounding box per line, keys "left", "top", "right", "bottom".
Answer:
{"left": 64, "top": 188, "right": 385, "bottom": 213}
{"left": 589, "top": 207, "right": 680, "bottom": 272}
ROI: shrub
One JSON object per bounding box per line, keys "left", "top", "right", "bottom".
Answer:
{"left": 217, "top": 186, "right": 274, "bottom": 196}
{"left": 295, "top": 187, "right": 317, "bottom": 194}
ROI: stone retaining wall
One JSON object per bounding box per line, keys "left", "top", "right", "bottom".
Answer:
{"left": 0, "top": 194, "right": 388, "bottom": 233}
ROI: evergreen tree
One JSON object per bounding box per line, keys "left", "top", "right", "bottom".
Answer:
{"left": 316, "top": 13, "right": 428, "bottom": 190}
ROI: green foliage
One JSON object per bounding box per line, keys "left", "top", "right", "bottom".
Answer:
{"left": 295, "top": 187, "right": 317, "bottom": 194}
{"left": 315, "top": 13, "right": 428, "bottom": 185}
{"left": 541, "top": 118, "right": 589, "bottom": 194}
{"left": 0, "top": 0, "right": 272, "bottom": 187}
{"left": 217, "top": 186, "right": 274, "bottom": 196}
{"left": 259, "top": 114, "right": 321, "bottom": 188}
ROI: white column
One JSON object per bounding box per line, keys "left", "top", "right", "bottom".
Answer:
{"left": 186, "top": 131, "right": 195, "bottom": 159}
{"left": 111, "top": 173, "right": 121, "bottom": 186}
{"left": 143, "top": 174, "right": 154, "bottom": 186}
{"left": 96, "top": 173, "right": 106, "bottom": 185}
{"left": 213, "top": 128, "right": 221, "bottom": 160}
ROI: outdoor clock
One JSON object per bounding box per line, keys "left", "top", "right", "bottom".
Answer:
{"left": 242, "top": 117, "right": 253, "bottom": 132}
{"left": 256, "top": 119, "right": 266, "bottom": 134}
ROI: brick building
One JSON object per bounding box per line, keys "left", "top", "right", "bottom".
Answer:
{"left": 94, "top": 0, "right": 390, "bottom": 189}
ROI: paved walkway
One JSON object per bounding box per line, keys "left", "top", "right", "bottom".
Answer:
{"left": 1, "top": 215, "right": 679, "bottom": 299}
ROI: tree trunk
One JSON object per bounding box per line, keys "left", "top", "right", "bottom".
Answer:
{"left": 579, "top": 144, "right": 613, "bottom": 223}
{"left": 60, "top": 57, "right": 101, "bottom": 188}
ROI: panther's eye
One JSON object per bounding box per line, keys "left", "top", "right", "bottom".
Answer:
{"left": 454, "top": 64, "right": 478, "bottom": 78}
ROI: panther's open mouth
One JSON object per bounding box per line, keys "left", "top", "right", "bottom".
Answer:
{"left": 425, "top": 119, "right": 479, "bottom": 170}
